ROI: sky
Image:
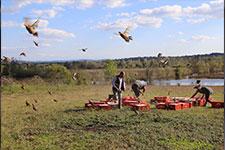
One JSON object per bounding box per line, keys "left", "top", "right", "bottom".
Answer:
{"left": 1, "top": 0, "right": 224, "bottom": 61}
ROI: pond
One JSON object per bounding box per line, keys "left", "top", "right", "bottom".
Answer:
{"left": 152, "top": 78, "right": 224, "bottom": 86}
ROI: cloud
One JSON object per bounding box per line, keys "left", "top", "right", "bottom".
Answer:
{"left": 96, "top": 19, "right": 137, "bottom": 30}
{"left": 134, "top": 15, "right": 162, "bottom": 28}
{"left": 140, "top": 5, "right": 183, "bottom": 19}
{"left": 139, "top": 0, "right": 158, "bottom": 2}
{"left": 101, "top": 0, "right": 127, "bottom": 8}
{"left": 178, "top": 39, "right": 188, "bottom": 44}
{"left": 187, "top": 18, "right": 207, "bottom": 24}
{"left": 3, "top": 0, "right": 129, "bottom": 13}
{"left": 139, "top": 1, "right": 224, "bottom": 24}
{"left": 32, "top": 7, "right": 64, "bottom": 19}
{"left": 178, "top": 31, "right": 184, "bottom": 35}
{"left": 2, "top": 20, "right": 20, "bottom": 28}
{"left": 96, "top": 15, "right": 162, "bottom": 30}
{"left": 191, "top": 35, "right": 216, "bottom": 42}
{"left": 76, "top": 0, "right": 95, "bottom": 9}
{"left": 39, "top": 28, "right": 75, "bottom": 38}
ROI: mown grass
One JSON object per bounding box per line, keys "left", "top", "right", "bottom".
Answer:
{"left": 1, "top": 83, "right": 224, "bottom": 150}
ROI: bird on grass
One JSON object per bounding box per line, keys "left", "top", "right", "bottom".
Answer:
{"left": 26, "top": 101, "right": 30, "bottom": 106}
{"left": 48, "top": 90, "right": 52, "bottom": 95}
{"left": 53, "top": 99, "right": 58, "bottom": 102}
{"left": 24, "top": 17, "right": 40, "bottom": 37}
{"left": 117, "top": 27, "right": 133, "bottom": 43}
{"left": 21, "top": 84, "right": 25, "bottom": 90}
{"left": 79, "top": 48, "right": 88, "bottom": 52}
{"left": 33, "top": 40, "right": 39, "bottom": 47}
{"left": 34, "top": 99, "right": 38, "bottom": 103}
{"left": 186, "top": 63, "right": 191, "bottom": 67}
{"left": 20, "top": 52, "right": 26, "bottom": 57}
{"left": 32, "top": 104, "right": 37, "bottom": 111}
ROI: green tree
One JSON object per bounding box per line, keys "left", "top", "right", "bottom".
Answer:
{"left": 104, "top": 60, "right": 117, "bottom": 80}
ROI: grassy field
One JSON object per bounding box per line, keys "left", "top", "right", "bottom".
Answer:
{"left": 1, "top": 83, "right": 224, "bottom": 150}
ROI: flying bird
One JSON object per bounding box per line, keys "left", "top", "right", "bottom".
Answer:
{"left": 118, "top": 27, "right": 133, "bottom": 42}
{"left": 20, "top": 52, "right": 26, "bottom": 57}
{"left": 157, "top": 53, "right": 169, "bottom": 68}
{"left": 26, "top": 101, "right": 30, "bottom": 106}
{"left": 72, "top": 73, "right": 78, "bottom": 80}
{"left": 159, "top": 58, "right": 169, "bottom": 67}
{"left": 157, "top": 53, "right": 162, "bottom": 58}
{"left": 79, "top": 48, "right": 88, "bottom": 52}
{"left": 24, "top": 17, "right": 40, "bottom": 37}
{"left": 32, "top": 104, "right": 37, "bottom": 111}
{"left": 33, "top": 40, "right": 39, "bottom": 47}
{"left": 2, "top": 56, "right": 14, "bottom": 64}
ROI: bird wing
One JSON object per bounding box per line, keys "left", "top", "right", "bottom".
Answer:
{"left": 157, "top": 53, "right": 162, "bottom": 58}
{"left": 123, "top": 27, "right": 130, "bottom": 36}
{"left": 31, "top": 18, "right": 40, "bottom": 28}
{"left": 24, "top": 17, "right": 31, "bottom": 26}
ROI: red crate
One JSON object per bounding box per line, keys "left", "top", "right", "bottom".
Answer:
{"left": 154, "top": 96, "right": 171, "bottom": 103}
{"left": 130, "top": 103, "right": 150, "bottom": 111}
{"left": 210, "top": 101, "right": 224, "bottom": 108}
{"left": 180, "top": 102, "right": 190, "bottom": 109}
{"left": 122, "top": 96, "right": 136, "bottom": 101}
{"left": 85, "top": 103, "right": 94, "bottom": 108}
{"left": 188, "top": 102, "right": 193, "bottom": 108}
{"left": 168, "top": 103, "right": 182, "bottom": 110}
{"left": 156, "top": 102, "right": 167, "bottom": 109}
{"left": 97, "top": 104, "right": 112, "bottom": 110}
{"left": 198, "top": 99, "right": 206, "bottom": 106}
{"left": 122, "top": 100, "right": 139, "bottom": 106}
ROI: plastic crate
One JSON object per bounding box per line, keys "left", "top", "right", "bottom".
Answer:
{"left": 156, "top": 102, "right": 167, "bottom": 109}
{"left": 180, "top": 102, "right": 190, "bottom": 109}
{"left": 130, "top": 103, "right": 150, "bottom": 111}
{"left": 168, "top": 103, "right": 182, "bottom": 110}
{"left": 154, "top": 96, "right": 171, "bottom": 103}
{"left": 122, "top": 100, "right": 139, "bottom": 106}
{"left": 97, "top": 104, "right": 112, "bottom": 110}
{"left": 210, "top": 101, "right": 224, "bottom": 108}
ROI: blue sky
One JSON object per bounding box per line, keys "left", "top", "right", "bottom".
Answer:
{"left": 2, "top": 0, "right": 224, "bottom": 61}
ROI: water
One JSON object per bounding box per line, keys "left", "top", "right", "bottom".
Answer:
{"left": 152, "top": 78, "right": 224, "bottom": 86}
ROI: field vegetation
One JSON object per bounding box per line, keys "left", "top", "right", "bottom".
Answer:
{"left": 1, "top": 80, "right": 224, "bottom": 150}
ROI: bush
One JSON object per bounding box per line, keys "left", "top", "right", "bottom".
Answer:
{"left": 104, "top": 60, "right": 117, "bottom": 80}
{"left": 40, "top": 64, "right": 72, "bottom": 84}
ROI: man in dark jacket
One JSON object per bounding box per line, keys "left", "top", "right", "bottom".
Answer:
{"left": 112, "top": 71, "right": 126, "bottom": 109}
{"left": 190, "top": 84, "right": 213, "bottom": 106}
{"left": 131, "top": 80, "right": 147, "bottom": 99}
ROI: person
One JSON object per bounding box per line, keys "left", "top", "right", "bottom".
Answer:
{"left": 112, "top": 71, "right": 126, "bottom": 109}
{"left": 131, "top": 80, "right": 147, "bottom": 99}
{"left": 190, "top": 84, "right": 213, "bottom": 106}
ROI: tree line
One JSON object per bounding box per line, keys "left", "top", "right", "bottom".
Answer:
{"left": 1, "top": 53, "right": 224, "bottom": 84}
